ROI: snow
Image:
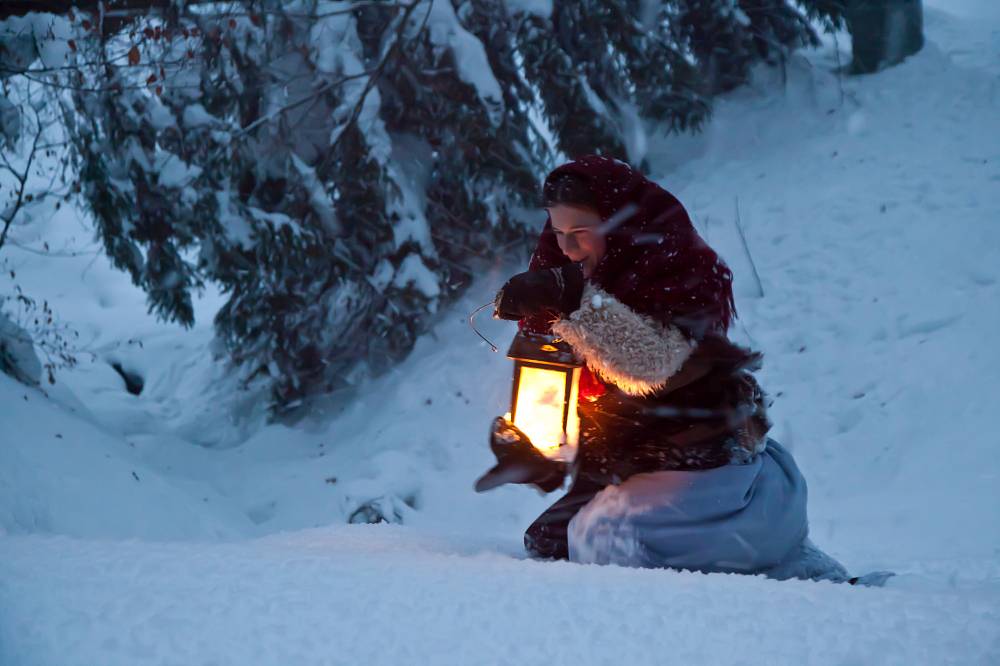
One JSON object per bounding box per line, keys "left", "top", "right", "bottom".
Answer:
{"left": 426, "top": 0, "right": 505, "bottom": 127}
{"left": 318, "top": 10, "right": 393, "bottom": 165}
{"left": 0, "top": 374, "right": 241, "bottom": 540}
{"left": 309, "top": 6, "right": 349, "bottom": 75}
{"left": 614, "top": 95, "right": 648, "bottom": 167}
{"left": 388, "top": 133, "right": 437, "bottom": 255}
{"left": 392, "top": 253, "right": 441, "bottom": 299}
{"left": 145, "top": 100, "right": 176, "bottom": 131}
{"left": 292, "top": 154, "right": 339, "bottom": 235}
{"left": 506, "top": 0, "right": 554, "bottom": 18}
{"left": 2, "top": 1, "right": 1000, "bottom": 663}
{"left": 0, "top": 313, "right": 41, "bottom": 385}
{"left": 215, "top": 190, "right": 255, "bottom": 249}
{"left": 368, "top": 258, "right": 395, "bottom": 292}
{"left": 389, "top": 191, "right": 435, "bottom": 252}
{"left": 0, "top": 13, "right": 73, "bottom": 71}
{"left": 155, "top": 152, "right": 203, "bottom": 189}
{"left": 2, "top": 529, "right": 997, "bottom": 666}
{"left": 181, "top": 103, "right": 216, "bottom": 129}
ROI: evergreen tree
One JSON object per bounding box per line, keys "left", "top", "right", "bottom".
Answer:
{"left": 56, "top": 0, "right": 843, "bottom": 413}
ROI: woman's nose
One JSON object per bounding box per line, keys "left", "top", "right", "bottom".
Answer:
{"left": 561, "top": 234, "right": 579, "bottom": 254}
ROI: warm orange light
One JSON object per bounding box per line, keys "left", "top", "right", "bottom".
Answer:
{"left": 512, "top": 365, "right": 580, "bottom": 461}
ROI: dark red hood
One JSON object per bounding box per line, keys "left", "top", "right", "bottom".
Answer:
{"left": 524, "top": 155, "right": 735, "bottom": 339}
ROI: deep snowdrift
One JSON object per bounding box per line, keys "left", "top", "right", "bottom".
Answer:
{"left": 1, "top": 1, "right": 998, "bottom": 664}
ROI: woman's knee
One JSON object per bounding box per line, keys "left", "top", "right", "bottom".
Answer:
{"left": 524, "top": 519, "right": 569, "bottom": 560}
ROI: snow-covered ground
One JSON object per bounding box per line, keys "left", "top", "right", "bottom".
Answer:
{"left": 2, "top": 2, "right": 999, "bottom": 664}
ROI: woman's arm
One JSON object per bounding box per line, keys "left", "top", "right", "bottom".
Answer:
{"left": 552, "top": 282, "right": 696, "bottom": 397}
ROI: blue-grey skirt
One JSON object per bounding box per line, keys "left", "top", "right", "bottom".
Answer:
{"left": 567, "top": 439, "right": 849, "bottom": 581}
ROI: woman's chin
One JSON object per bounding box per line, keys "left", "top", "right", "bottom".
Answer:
{"left": 562, "top": 254, "right": 595, "bottom": 276}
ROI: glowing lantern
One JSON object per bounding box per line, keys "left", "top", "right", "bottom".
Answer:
{"left": 505, "top": 333, "right": 582, "bottom": 462}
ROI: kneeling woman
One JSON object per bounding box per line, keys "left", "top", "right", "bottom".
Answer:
{"left": 480, "top": 155, "right": 852, "bottom": 582}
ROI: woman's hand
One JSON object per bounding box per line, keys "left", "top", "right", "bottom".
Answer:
{"left": 493, "top": 263, "right": 584, "bottom": 321}
{"left": 474, "top": 417, "right": 566, "bottom": 493}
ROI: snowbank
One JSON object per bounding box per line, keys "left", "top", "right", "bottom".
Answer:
{"left": 0, "top": 374, "right": 240, "bottom": 540}
{"left": 1, "top": 527, "right": 997, "bottom": 666}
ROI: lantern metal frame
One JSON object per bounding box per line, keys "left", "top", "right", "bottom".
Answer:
{"left": 506, "top": 332, "right": 582, "bottom": 459}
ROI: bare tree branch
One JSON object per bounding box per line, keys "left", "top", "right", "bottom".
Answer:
{"left": 231, "top": 69, "right": 377, "bottom": 140}
{"left": 318, "top": 0, "right": 428, "bottom": 171}
{"left": 0, "top": 109, "right": 44, "bottom": 253}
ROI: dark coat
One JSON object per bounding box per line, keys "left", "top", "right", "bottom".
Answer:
{"left": 574, "top": 335, "right": 771, "bottom": 486}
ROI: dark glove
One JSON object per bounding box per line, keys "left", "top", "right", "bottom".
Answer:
{"left": 474, "top": 417, "right": 567, "bottom": 493}
{"left": 493, "top": 263, "right": 584, "bottom": 322}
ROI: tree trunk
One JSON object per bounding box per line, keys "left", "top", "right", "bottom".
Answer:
{"left": 847, "top": 0, "right": 924, "bottom": 74}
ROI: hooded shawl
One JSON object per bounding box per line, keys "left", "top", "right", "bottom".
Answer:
{"left": 523, "top": 155, "right": 735, "bottom": 340}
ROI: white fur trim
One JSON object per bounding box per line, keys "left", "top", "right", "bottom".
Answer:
{"left": 552, "top": 283, "right": 695, "bottom": 397}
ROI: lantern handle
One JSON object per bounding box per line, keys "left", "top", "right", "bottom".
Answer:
{"left": 468, "top": 302, "right": 499, "bottom": 353}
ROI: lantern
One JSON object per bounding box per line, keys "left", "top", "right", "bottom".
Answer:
{"left": 505, "top": 332, "right": 582, "bottom": 462}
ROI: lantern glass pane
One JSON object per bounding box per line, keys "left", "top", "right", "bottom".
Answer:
{"left": 565, "top": 366, "right": 581, "bottom": 452}
{"left": 512, "top": 365, "right": 568, "bottom": 455}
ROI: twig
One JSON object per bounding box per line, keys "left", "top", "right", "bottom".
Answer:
{"left": 833, "top": 29, "right": 845, "bottom": 105}
{"left": 5, "top": 239, "right": 99, "bottom": 258}
{"left": 734, "top": 196, "right": 764, "bottom": 298}
{"left": 231, "top": 69, "right": 376, "bottom": 139}
{"left": 0, "top": 111, "right": 44, "bottom": 252}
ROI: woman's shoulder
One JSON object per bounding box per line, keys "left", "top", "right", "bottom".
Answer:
{"left": 689, "top": 334, "right": 762, "bottom": 373}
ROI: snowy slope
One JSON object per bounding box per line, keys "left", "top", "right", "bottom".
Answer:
{"left": 0, "top": 373, "right": 241, "bottom": 540}
{"left": 2, "top": 1, "right": 999, "bottom": 664}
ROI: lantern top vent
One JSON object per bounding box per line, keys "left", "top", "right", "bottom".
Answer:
{"left": 506, "top": 332, "right": 581, "bottom": 368}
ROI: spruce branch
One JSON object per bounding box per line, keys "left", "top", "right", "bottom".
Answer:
{"left": 318, "top": 0, "right": 429, "bottom": 170}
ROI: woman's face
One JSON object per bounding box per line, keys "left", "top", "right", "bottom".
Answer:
{"left": 548, "top": 204, "right": 606, "bottom": 278}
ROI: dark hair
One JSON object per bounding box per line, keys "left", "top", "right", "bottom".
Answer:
{"left": 542, "top": 173, "right": 597, "bottom": 210}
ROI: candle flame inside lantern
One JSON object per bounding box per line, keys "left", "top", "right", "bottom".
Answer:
{"left": 511, "top": 365, "right": 581, "bottom": 460}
